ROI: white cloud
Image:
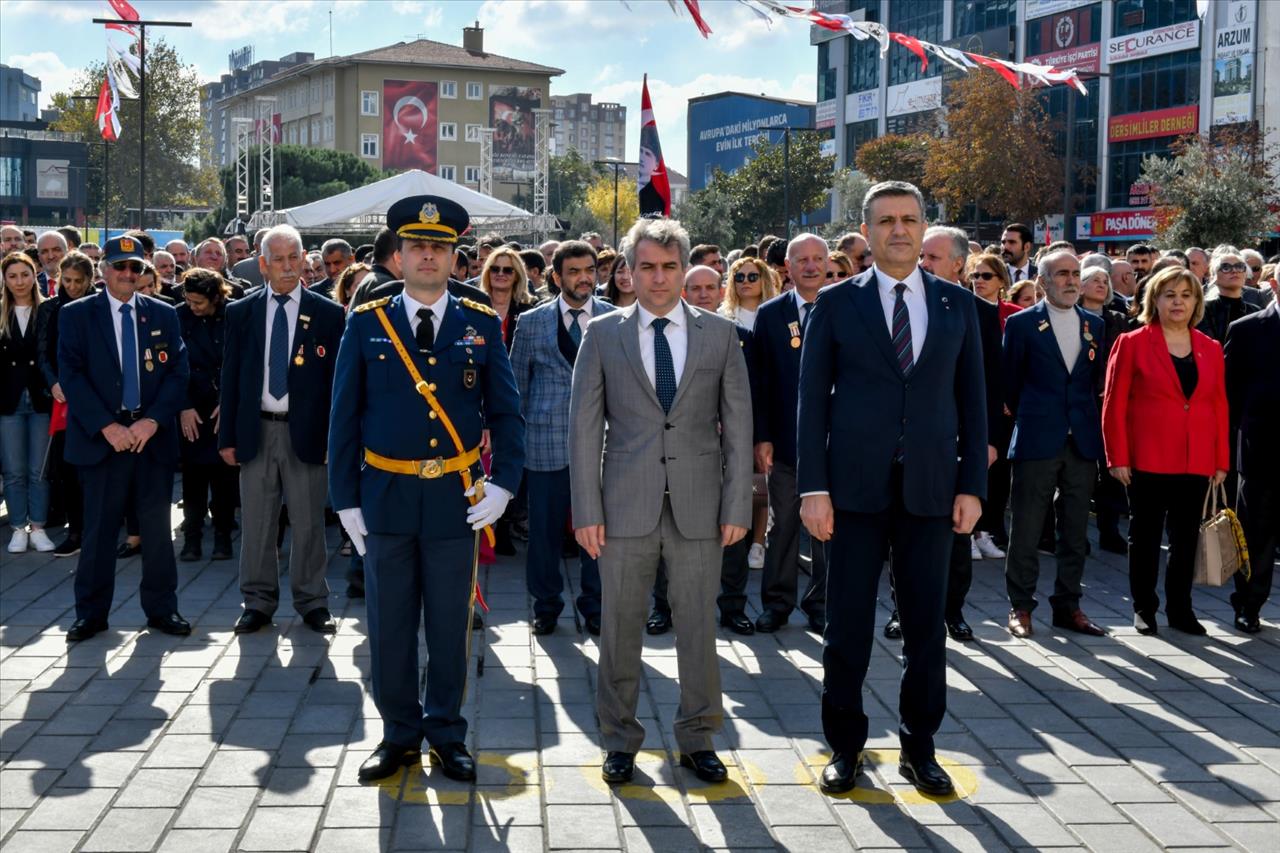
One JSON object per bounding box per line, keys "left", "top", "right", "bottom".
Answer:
{"left": 477, "top": 0, "right": 656, "bottom": 52}
{"left": 182, "top": 0, "right": 366, "bottom": 42}
{"left": 390, "top": 0, "right": 444, "bottom": 31}
{"left": 0, "top": 0, "right": 97, "bottom": 23}
{"left": 5, "top": 51, "right": 85, "bottom": 107}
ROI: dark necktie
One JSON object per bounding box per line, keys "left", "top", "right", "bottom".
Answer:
{"left": 416, "top": 307, "right": 434, "bottom": 351}
{"left": 800, "top": 301, "right": 812, "bottom": 333}
{"left": 268, "top": 294, "right": 290, "bottom": 400}
{"left": 651, "top": 317, "right": 676, "bottom": 414}
{"left": 567, "top": 308, "right": 584, "bottom": 347}
{"left": 119, "top": 302, "right": 139, "bottom": 411}
{"left": 891, "top": 283, "right": 914, "bottom": 375}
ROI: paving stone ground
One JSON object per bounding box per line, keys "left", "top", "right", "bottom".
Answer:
{"left": 2, "top": 502, "right": 1278, "bottom": 852}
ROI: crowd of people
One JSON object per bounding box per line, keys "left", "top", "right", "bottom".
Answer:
{"left": 0, "top": 180, "right": 1276, "bottom": 795}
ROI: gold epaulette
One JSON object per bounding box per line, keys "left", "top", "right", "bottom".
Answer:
{"left": 461, "top": 297, "right": 497, "bottom": 317}
{"left": 353, "top": 296, "right": 391, "bottom": 313}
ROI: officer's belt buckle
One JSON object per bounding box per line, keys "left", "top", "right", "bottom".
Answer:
{"left": 417, "top": 458, "right": 445, "bottom": 479}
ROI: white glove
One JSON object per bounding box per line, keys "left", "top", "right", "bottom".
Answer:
{"left": 465, "top": 482, "right": 511, "bottom": 530}
{"left": 338, "top": 507, "right": 368, "bottom": 556}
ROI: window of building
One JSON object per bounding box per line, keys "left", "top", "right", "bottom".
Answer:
{"left": 886, "top": 112, "right": 937, "bottom": 135}
{"left": 1112, "top": 0, "right": 1198, "bottom": 38}
{"left": 953, "top": 0, "right": 1016, "bottom": 38}
{"left": 311, "top": 81, "right": 321, "bottom": 104}
{"left": 361, "top": 90, "right": 379, "bottom": 116}
{"left": 845, "top": 0, "right": 881, "bottom": 94}
{"left": 440, "top": 122, "right": 457, "bottom": 141}
{"left": 361, "top": 133, "right": 379, "bottom": 158}
{"left": 888, "top": 0, "right": 943, "bottom": 86}
{"left": 1109, "top": 136, "right": 1178, "bottom": 208}
{"left": 817, "top": 41, "right": 837, "bottom": 102}
{"left": 324, "top": 116, "right": 334, "bottom": 141}
{"left": 465, "top": 123, "right": 481, "bottom": 142}
{"left": 1110, "top": 50, "right": 1200, "bottom": 115}
{"left": 324, "top": 75, "right": 334, "bottom": 99}
{"left": 465, "top": 165, "right": 481, "bottom": 183}
{"left": 0, "top": 157, "right": 23, "bottom": 196}
{"left": 310, "top": 119, "right": 321, "bottom": 143}
{"left": 441, "top": 80, "right": 457, "bottom": 99}
{"left": 555, "top": 109, "right": 564, "bottom": 119}
{"left": 439, "top": 165, "right": 456, "bottom": 181}
{"left": 466, "top": 81, "right": 482, "bottom": 100}
{"left": 844, "top": 119, "right": 877, "bottom": 169}
{"left": 1039, "top": 76, "right": 1102, "bottom": 212}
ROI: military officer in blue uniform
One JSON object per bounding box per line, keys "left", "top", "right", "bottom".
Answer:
{"left": 329, "top": 195, "right": 525, "bottom": 783}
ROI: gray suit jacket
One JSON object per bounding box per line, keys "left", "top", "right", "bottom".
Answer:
{"left": 569, "top": 301, "right": 753, "bottom": 540}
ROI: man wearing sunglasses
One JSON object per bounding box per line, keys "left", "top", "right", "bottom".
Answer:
{"left": 56, "top": 235, "right": 192, "bottom": 642}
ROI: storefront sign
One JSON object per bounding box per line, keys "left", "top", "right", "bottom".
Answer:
{"left": 1106, "top": 19, "right": 1200, "bottom": 65}
{"left": 1026, "top": 6, "right": 1101, "bottom": 75}
{"left": 1025, "top": 0, "right": 1095, "bottom": 21}
{"left": 1090, "top": 209, "right": 1156, "bottom": 239}
{"left": 1107, "top": 105, "right": 1199, "bottom": 143}
{"left": 1212, "top": 2, "right": 1255, "bottom": 126}
{"left": 816, "top": 99, "right": 837, "bottom": 130}
{"left": 886, "top": 77, "right": 941, "bottom": 118}
{"left": 845, "top": 89, "right": 879, "bottom": 123}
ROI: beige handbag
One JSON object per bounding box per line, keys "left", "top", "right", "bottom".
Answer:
{"left": 1193, "top": 482, "right": 1251, "bottom": 587}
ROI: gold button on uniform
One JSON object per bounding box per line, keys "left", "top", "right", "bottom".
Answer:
{"left": 429, "top": 411, "right": 437, "bottom": 419}
{"left": 428, "top": 383, "right": 437, "bottom": 392}
{"left": 429, "top": 438, "right": 438, "bottom": 448}
{"left": 428, "top": 356, "right": 437, "bottom": 365}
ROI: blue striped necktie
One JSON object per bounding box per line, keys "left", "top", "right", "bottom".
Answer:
{"left": 891, "top": 283, "right": 914, "bottom": 375}
{"left": 651, "top": 317, "right": 676, "bottom": 413}
{"left": 268, "top": 294, "right": 290, "bottom": 400}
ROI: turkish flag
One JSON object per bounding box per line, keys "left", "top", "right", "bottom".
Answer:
{"left": 637, "top": 75, "right": 671, "bottom": 217}
{"left": 383, "top": 80, "right": 438, "bottom": 172}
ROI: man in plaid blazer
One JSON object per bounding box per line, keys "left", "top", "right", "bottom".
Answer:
{"left": 510, "top": 240, "right": 615, "bottom": 636}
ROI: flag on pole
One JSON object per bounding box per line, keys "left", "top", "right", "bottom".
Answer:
{"left": 95, "top": 79, "right": 120, "bottom": 141}
{"left": 637, "top": 75, "right": 671, "bottom": 217}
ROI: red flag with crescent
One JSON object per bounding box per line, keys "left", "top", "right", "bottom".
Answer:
{"left": 382, "top": 79, "right": 438, "bottom": 172}
{"left": 637, "top": 75, "right": 671, "bottom": 217}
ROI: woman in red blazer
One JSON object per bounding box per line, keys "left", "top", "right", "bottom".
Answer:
{"left": 1102, "top": 267, "right": 1229, "bottom": 637}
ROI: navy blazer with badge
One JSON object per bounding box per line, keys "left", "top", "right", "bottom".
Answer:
{"left": 328, "top": 292, "right": 525, "bottom": 538}
{"left": 796, "top": 268, "right": 988, "bottom": 517}
{"left": 218, "top": 285, "right": 345, "bottom": 465}
{"left": 57, "top": 291, "right": 190, "bottom": 467}
{"left": 1002, "top": 300, "right": 1105, "bottom": 462}
{"left": 753, "top": 291, "right": 810, "bottom": 460}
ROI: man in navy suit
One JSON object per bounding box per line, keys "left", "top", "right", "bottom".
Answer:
{"left": 797, "top": 181, "right": 987, "bottom": 797}
{"left": 753, "top": 233, "right": 830, "bottom": 635}
{"left": 509, "top": 240, "right": 613, "bottom": 636}
{"left": 1003, "top": 250, "right": 1106, "bottom": 639}
{"left": 219, "top": 224, "right": 346, "bottom": 635}
{"left": 58, "top": 235, "right": 192, "bottom": 641}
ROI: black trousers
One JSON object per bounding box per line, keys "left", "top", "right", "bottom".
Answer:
{"left": 886, "top": 529, "right": 974, "bottom": 620}
{"left": 75, "top": 450, "right": 179, "bottom": 623}
{"left": 1232, "top": 470, "right": 1279, "bottom": 618}
{"left": 1095, "top": 462, "right": 1129, "bottom": 535}
{"left": 717, "top": 529, "right": 752, "bottom": 618}
{"left": 979, "top": 454, "right": 1011, "bottom": 542}
{"left": 181, "top": 460, "right": 238, "bottom": 537}
{"left": 823, "top": 465, "right": 952, "bottom": 759}
{"left": 760, "top": 461, "right": 827, "bottom": 619}
{"left": 48, "top": 433, "right": 83, "bottom": 537}
{"left": 1127, "top": 472, "right": 1205, "bottom": 618}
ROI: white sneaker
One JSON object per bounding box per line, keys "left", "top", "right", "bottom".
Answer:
{"left": 29, "top": 528, "right": 55, "bottom": 552}
{"left": 975, "top": 532, "right": 1006, "bottom": 560}
{"left": 7, "top": 528, "right": 29, "bottom": 553}
{"left": 970, "top": 536, "right": 983, "bottom": 560}
{"left": 748, "top": 543, "right": 766, "bottom": 569}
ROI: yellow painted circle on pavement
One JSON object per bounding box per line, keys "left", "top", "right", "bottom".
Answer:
{"left": 798, "top": 749, "right": 978, "bottom": 804}
{"left": 377, "top": 751, "right": 537, "bottom": 805}
{"left": 579, "top": 749, "right": 764, "bottom": 802}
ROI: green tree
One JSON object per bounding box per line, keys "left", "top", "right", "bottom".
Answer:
{"left": 855, "top": 134, "right": 930, "bottom": 187}
{"left": 1140, "top": 126, "right": 1280, "bottom": 249}
{"left": 674, "top": 179, "right": 737, "bottom": 249}
{"left": 721, "top": 132, "right": 838, "bottom": 239}
{"left": 585, "top": 174, "right": 639, "bottom": 244}
{"left": 49, "top": 38, "right": 220, "bottom": 227}
{"left": 922, "top": 69, "right": 1062, "bottom": 225}
{"left": 549, "top": 149, "right": 598, "bottom": 216}
{"left": 825, "top": 169, "right": 874, "bottom": 235}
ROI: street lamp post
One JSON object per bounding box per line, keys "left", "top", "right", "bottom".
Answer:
{"left": 594, "top": 158, "right": 638, "bottom": 248}
{"left": 769, "top": 125, "right": 818, "bottom": 239}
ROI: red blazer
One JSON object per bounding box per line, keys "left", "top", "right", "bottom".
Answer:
{"left": 1102, "top": 323, "right": 1229, "bottom": 477}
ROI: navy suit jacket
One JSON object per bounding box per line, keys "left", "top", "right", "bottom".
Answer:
{"left": 218, "top": 285, "right": 346, "bottom": 465}
{"left": 57, "top": 291, "right": 189, "bottom": 467}
{"left": 1002, "top": 301, "right": 1105, "bottom": 462}
{"left": 752, "top": 291, "right": 810, "bottom": 463}
{"left": 797, "top": 269, "right": 988, "bottom": 516}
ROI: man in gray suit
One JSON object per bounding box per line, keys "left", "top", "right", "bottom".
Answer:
{"left": 569, "top": 216, "right": 754, "bottom": 787}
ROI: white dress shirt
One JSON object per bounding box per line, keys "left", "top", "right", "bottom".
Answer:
{"left": 105, "top": 290, "right": 141, "bottom": 403}
{"left": 260, "top": 285, "right": 302, "bottom": 412}
{"left": 734, "top": 305, "right": 758, "bottom": 331}
{"left": 403, "top": 287, "right": 450, "bottom": 338}
{"left": 794, "top": 288, "right": 817, "bottom": 329}
{"left": 874, "top": 264, "right": 928, "bottom": 364}
{"left": 636, "top": 302, "right": 688, "bottom": 390}
{"left": 558, "top": 294, "right": 593, "bottom": 335}
{"left": 14, "top": 304, "right": 31, "bottom": 336}
{"left": 1010, "top": 262, "right": 1032, "bottom": 282}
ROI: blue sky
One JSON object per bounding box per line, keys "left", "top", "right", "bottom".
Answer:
{"left": 0, "top": 0, "right": 818, "bottom": 174}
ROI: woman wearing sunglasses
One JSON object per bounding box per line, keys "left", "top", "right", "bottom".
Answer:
{"left": 826, "top": 251, "right": 855, "bottom": 282}
{"left": 965, "top": 252, "right": 1021, "bottom": 329}
{"left": 1198, "top": 248, "right": 1258, "bottom": 343}
{"left": 480, "top": 247, "right": 535, "bottom": 352}
{"left": 720, "top": 256, "right": 777, "bottom": 332}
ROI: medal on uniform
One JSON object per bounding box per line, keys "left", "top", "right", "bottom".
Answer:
{"left": 143, "top": 348, "right": 154, "bottom": 372}
{"left": 294, "top": 344, "right": 305, "bottom": 366}
{"left": 158, "top": 350, "right": 168, "bottom": 364}
{"left": 145, "top": 361, "right": 154, "bottom": 372}
{"left": 1038, "top": 321, "right": 1050, "bottom": 332}
{"left": 791, "top": 337, "right": 801, "bottom": 349}
{"left": 788, "top": 320, "right": 801, "bottom": 348}
{"left": 316, "top": 344, "right": 326, "bottom": 358}
{"left": 463, "top": 367, "right": 477, "bottom": 389}
{"left": 1088, "top": 348, "right": 1096, "bottom": 361}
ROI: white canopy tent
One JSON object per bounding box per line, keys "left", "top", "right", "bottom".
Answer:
{"left": 247, "top": 169, "right": 540, "bottom": 235}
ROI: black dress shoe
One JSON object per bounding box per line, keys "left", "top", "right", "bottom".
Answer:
{"left": 720, "top": 612, "right": 755, "bottom": 636}
{"left": 945, "top": 617, "right": 974, "bottom": 642}
{"left": 1134, "top": 610, "right": 1158, "bottom": 636}
{"left": 179, "top": 539, "right": 201, "bottom": 562}
{"left": 646, "top": 609, "right": 671, "bottom": 635}
{"left": 532, "top": 615, "right": 556, "bottom": 636}
{"left": 1235, "top": 611, "right": 1262, "bottom": 634}
{"left": 303, "top": 607, "right": 336, "bottom": 634}
{"left": 1098, "top": 531, "right": 1128, "bottom": 555}
{"left": 116, "top": 541, "right": 141, "bottom": 558}
{"left": 66, "top": 618, "right": 108, "bottom": 642}
{"left": 754, "top": 609, "right": 787, "bottom": 633}
{"left": 234, "top": 609, "right": 271, "bottom": 634}
{"left": 428, "top": 742, "right": 476, "bottom": 782}
{"left": 807, "top": 615, "right": 827, "bottom": 635}
{"left": 584, "top": 614, "right": 601, "bottom": 636}
{"left": 147, "top": 613, "right": 191, "bottom": 636}
{"left": 601, "top": 750, "right": 635, "bottom": 784}
{"left": 883, "top": 610, "right": 902, "bottom": 640}
{"left": 211, "top": 533, "right": 233, "bottom": 560}
{"left": 680, "top": 750, "right": 728, "bottom": 783}
{"left": 53, "top": 535, "right": 81, "bottom": 557}
{"left": 471, "top": 611, "right": 484, "bottom": 630}
{"left": 357, "top": 742, "right": 420, "bottom": 782}
{"left": 1167, "top": 613, "right": 1206, "bottom": 636}
{"left": 899, "top": 752, "right": 954, "bottom": 796}
{"left": 346, "top": 582, "right": 365, "bottom": 599}
{"left": 819, "top": 752, "right": 863, "bottom": 794}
